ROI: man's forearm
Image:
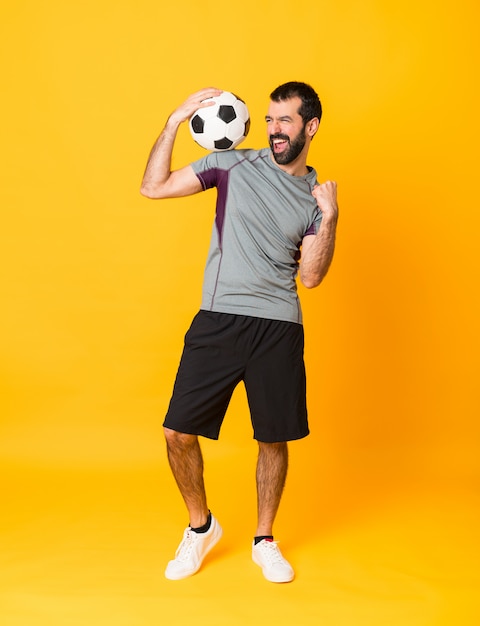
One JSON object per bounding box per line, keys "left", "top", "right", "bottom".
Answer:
{"left": 140, "top": 117, "right": 181, "bottom": 198}
{"left": 300, "top": 215, "right": 338, "bottom": 288}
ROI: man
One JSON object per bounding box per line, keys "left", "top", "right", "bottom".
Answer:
{"left": 140, "top": 82, "right": 338, "bottom": 583}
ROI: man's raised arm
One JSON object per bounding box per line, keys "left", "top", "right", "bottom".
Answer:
{"left": 140, "top": 87, "right": 222, "bottom": 199}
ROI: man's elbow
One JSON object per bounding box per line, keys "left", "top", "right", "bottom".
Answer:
{"left": 301, "top": 276, "right": 322, "bottom": 289}
{"left": 140, "top": 183, "right": 165, "bottom": 199}
{"left": 300, "top": 268, "right": 323, "bottom": 289}
{"left": 140, "top": 186, "right": 154, "bottom": 199}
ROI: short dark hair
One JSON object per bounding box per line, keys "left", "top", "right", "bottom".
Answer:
{"left": 270, "top": 81, "right": 322, "bottom": 125}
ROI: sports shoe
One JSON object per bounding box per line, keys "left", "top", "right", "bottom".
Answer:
{"left": 252, "top": 539, "right": 295, "bottom": 583}
{"left": 165, "top": 515, "right": 222, "bottom": 580}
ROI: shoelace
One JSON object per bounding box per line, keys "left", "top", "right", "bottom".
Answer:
{"left": 174, "top": 529, "right": 199, "bottom": 562}
{"left": 258, "top": 540, "right": 285, "bottom": 564}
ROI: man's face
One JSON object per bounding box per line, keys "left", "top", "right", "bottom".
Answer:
{"left": 266, "top": 96, "right": 307, "bottom": 165}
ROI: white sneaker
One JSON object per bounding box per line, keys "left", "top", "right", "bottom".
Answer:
{"left": 252, "top": 539, "right": 294, "bottom": 583}
{"left": 165, "top": 515, "right": 222, "bottom": 580}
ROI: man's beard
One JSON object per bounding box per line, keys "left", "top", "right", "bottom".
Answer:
{"left": 269, "top": 126, "right": 307, "bottom": 165}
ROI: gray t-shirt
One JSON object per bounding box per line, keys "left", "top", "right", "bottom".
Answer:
{"left": 191, "top": 148, "right": 322, "bottom": 324}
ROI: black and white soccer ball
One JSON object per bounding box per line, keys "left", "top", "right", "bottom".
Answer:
{"left": 189, "top": 91, "right": 250, "bottom": 151}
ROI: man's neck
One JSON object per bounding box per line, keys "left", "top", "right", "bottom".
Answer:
{"left": 269, "top": 151, "right": 309, "bottom": 177}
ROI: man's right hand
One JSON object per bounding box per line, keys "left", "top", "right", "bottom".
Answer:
{"left": 169, "top": 87, "right": 223, "bottom": 126}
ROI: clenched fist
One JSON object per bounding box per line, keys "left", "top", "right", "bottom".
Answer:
{"left": 312, "top": 180, "right": 338, "bottom": 222}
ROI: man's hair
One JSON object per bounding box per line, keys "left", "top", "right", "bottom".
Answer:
{"left": 270, "top": 81, "right": 322, "bottom": 125}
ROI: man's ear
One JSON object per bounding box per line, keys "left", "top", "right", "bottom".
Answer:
{"left": 307, "top": 117, "right": 320, "bottom": 138}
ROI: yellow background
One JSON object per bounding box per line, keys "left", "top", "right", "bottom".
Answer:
{"left": 1, "top": 1, "right": 479, "bottom": 624}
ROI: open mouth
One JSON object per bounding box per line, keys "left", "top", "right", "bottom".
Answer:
{"left": 272, "top": 137, "right": 289, "bottom": 153}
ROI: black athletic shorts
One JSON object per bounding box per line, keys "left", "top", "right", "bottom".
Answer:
{"left": 163, "top": 310, "right": 309, "bottom": 443}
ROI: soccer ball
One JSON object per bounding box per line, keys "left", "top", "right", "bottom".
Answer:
{"left": 189, "top": 91, "right": 250, "bottom": 151}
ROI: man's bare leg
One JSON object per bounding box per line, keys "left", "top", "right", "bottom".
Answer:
{"left": 252, "top": 440, "right": 294, "bottom": 583}
{"left": 163, "top": 427, "right": 209, "bottom": 528}
{"left": 255, "top": 441, "right": 289, "bottom": 536}
{"left": 164, "top": 427, "right": 222, "bottom": 580}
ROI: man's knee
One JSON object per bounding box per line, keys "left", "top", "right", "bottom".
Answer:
{"left": 258, "top": 441, "right": 288, "bottom": 453}
{"left": 164, "top": 427, "right": 198, "bottom": 449}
